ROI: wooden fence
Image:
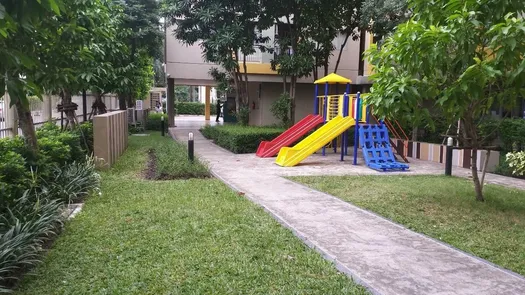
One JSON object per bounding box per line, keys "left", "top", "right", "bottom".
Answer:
{"left": 93, "top": 111, "right": 128, "bottom": 169}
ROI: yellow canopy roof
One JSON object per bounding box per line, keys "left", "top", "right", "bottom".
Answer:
{"left": 314, "top": 73, "right": 352, "bottom": 84}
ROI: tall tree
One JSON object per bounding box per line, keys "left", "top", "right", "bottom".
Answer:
{"left": 165, "top": 0, "right": 269, "bottom": 120}
{"left": 364, "top": 0, "right": 525, "bottom": 201}
{"left": 360, "top": 0, "right": 410, "bottom": 40}
{"left": 35, "top": 0, "right": 118, "bottom": 128}
{"left": 118, "top": 0, "right": 163, "bottom": 109}
{"left": 0, "top": 0, "right": 64, "bottom": 152}
{"left": 333, "top": 0, "right": 364, "bottom": 74}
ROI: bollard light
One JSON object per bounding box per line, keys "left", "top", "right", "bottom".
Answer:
{"left": 161, "top": 115, "right": 165, "bottom": 137}
{"left": 445, "top": 137, "right": 453, "bottom": 176}
{"left": 188, "top": 132, "right": 194, "bottom": 162}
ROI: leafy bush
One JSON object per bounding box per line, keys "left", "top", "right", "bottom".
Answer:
{"left": 74, "top": 122, "right": 94, "bottom": 155}
{"left": 506, "top": 151, "right": 525, "bottom": 176}
{"left": 235, "top": 106, "right": 250, "bottom": 126}
{"left": 37, "top": 123, "right": 85, "bottom": 164}
{"left": 0, "top": 125, "right": 100, "bottom": 292}
{"left": 200, "top": 125, "right": 284, "bottom": 154}
{"left": 270, "top": 93, "right": 291, "bottom": 128}
{"left": 0, "top": 192, "right": 64, "bottom": 291}
{"left": 42, "top": 156, "right": 101, "bottom": 204}
{"left": 0, "top": 152, "right": 31, "bottom": 210}
{"left": 146, "top": 113, "right": 168, "bottom": 132}
{"left": 499, "top": 119, "right": 525, "bottom": 153}
{"left": 175, "top": 102, "right": 217, "bottom": 116}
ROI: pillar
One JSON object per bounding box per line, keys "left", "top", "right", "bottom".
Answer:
{"left": 205, "top": 86, "right": 211, "bottom": 121}
{"left": 167, "top": 78, "right": 175, "bottom": 127}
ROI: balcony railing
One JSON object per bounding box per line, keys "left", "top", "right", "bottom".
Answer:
{"left": 237, "top": 50, "right": 263, "bottom": 63}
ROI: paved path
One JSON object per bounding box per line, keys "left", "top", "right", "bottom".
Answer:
{"left": 170, "top": 118, "right": 525, "bottom": 295}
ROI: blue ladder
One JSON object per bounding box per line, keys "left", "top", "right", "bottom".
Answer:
{"left": 358, "top": 124, "right": 409, "bottom": 171}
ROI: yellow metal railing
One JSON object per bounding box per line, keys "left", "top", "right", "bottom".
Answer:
{"left": 317, "top": 94, "right": 368, "bottom": 123}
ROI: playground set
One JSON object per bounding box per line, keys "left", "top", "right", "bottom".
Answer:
{"left": 256, "top": 73, "right": 410, "bottom": 172}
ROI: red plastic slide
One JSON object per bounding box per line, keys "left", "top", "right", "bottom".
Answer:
{"left": 256, "top": 114, "right": 324, "bottom": 158}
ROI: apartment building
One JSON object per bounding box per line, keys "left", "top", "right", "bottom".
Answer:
{"left": 164, "top": 23, "right": 374, "bottom": 126}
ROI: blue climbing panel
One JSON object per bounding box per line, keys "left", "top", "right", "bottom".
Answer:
{"left": 358, "top": 124, "right": 409, "bottom": 172}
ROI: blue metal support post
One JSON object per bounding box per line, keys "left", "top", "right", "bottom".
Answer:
{"left": 353, "top": 92, "right": 361, "bottom": 165}
{"left": 345, "top": 83, "right": 351, "bottom": 156}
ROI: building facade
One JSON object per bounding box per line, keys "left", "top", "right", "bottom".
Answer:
{"left": 164, "top": 22, "right": 374, "bottom": 126}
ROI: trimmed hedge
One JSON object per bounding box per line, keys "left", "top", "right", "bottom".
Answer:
{"left": 175, "top": 102, "right": 217, "bottom": 116}
{"left": 499, "top": 118, "right": 525, "bottom": 153}
{"left": 200, "top": 125, "right": 285, "bottom": 154}
{"left": 146, "top": 113, "right": 168, "bottom": 132}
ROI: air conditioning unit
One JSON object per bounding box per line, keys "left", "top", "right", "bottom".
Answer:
{"left": 127, "top": 108, "right": 136, "bottom": 124}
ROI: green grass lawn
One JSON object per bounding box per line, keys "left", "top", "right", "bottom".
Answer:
{"left": 15, "top": 133, "right": 368, "bottom": 295}
{"left": 292, "top": 175, "right": 525, "bottom": 276}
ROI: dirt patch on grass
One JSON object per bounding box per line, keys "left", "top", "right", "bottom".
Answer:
{"left": 144, "top": 149, "right": 157, "bottom": 180}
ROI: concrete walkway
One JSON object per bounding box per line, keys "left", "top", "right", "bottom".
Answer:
{"left": 170, "top": 118, "right": 525, "bottom": 295}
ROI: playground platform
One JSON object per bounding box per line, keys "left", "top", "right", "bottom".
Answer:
{"left": 169, "top": 118, "right": 525, "bottom": 295}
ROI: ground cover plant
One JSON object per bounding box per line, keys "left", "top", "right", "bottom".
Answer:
{"left": 292, "top": 175, "right": 525, "bottom": 276}
{"left": 14, "top": 133, "right": 368, "bottom": 295}
{"left": 0, "top": 122, "right": 100, "bottom": 292}
{"left": 144, "top": 133, "right": 209, "bottom": 179}
{"left": 200, "top": 125, "right": 284, "bottom": 153}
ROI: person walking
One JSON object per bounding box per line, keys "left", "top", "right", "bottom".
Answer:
{"left": 215, "top": 100, "right": 223, "bottom": 122}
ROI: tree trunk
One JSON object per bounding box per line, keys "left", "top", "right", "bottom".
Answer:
{"left": 126, "top": 93, "right": 134, "bottom": 108}
{"left": 118, "top": 93, "right": 127, "bottom": 110}
{"left": 91, "top": 92, "right": 107, "bottom": 118}
{"left": 61, "top": 89, "right": 77, "bottom": 128}
{"left": 480, "top": 150, "right": 491, "bottom": 191}
{"left": 470, "top": 148, "right": 485, "bottom": 202}
{"left": 289, "top": 75, "right": 297, "bottom": 124}
{"left": 243, "top": 54, "right": 250, "bottom": 107}
{"left": 412, "top": 126, "right": 418, "bottom": 141}
{"left": 282, "top": 75, "right": 287, "bottom": 93}
{"left": 231, "top": 70, "right": 241, "bottom": 114}
{"left": 334, "top": 32, "right": 351, "bottom": 74}
{"left": 14, "top": 100, "right": 38, "bottom": 154}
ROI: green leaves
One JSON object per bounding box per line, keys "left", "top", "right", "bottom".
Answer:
{"left": 365, "top": 0, "right": 525, "bottom": 133}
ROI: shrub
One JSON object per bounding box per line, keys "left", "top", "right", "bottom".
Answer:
{"left": 0, "top": 152, "right": 31, "bottom": 210}
{"left": 146, "top": 113, "right": 168, "bottom": 132}
{"left": 499, "top": 119, "right": 525, "bottom": 153}
{"left": 154, "top": 140, "right": 209, "bottom": 179}
{"left": 37, "top": 123, "right": 85, "bottom": 164}
{"left": 175, "top": 102, "right": 217, "bottom": 116}
{"left": 235, "top": 106, "right": 250, "bottom": 126}
{"left": 74, "top": 122, "right": 94, "bottom": 155}
{"left": 506, "top": 151, "right": 525, "bottom": 176}
{"left": 42, "top": 156, "right": 101, "bottom": 204}
{"left": 270, "top": 93, "right": 291, "bottom": 128}
{"left": 200, "top": 125, "right": 284, "bottom": 154}
{"left": 38, "top": 137, "right": 72, "bottom": 169}
{"left": 0, "top": 192, "right": 64, "bottom": 291}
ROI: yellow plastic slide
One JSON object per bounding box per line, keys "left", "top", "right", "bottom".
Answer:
{"left": 275, "top": 116, "right": 356, "bottom": 167}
